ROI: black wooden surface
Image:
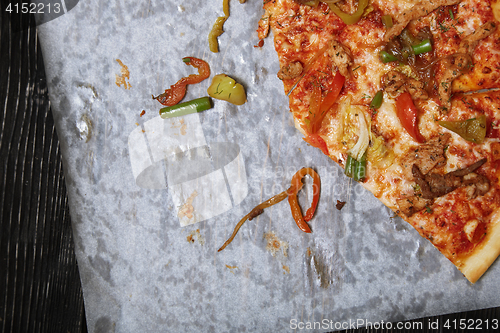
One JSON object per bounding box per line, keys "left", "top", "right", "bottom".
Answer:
{"left": 0, "top": 7, "right": 499, "bottom": 333}
{"left": 0, "top": 9, "right": 87, "bottom": 333}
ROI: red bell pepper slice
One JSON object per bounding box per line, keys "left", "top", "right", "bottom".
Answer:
{"left": 153, "top": 57, "right": 211, "bottom": 106}
{"left": 287, "top": 167, "right": 321, "bottom": 233}
{"left": 306, "top": 71, "right": 345, "bottom": 135}
{"left": 395, "top": 92, "right": 424, "bottom": 143}
{"left": 303, "top": 133, "right": 329, "bottom": 156}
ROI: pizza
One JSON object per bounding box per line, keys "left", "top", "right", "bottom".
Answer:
{"left": 258, "top": 0, "right": 500, "bottom": 283}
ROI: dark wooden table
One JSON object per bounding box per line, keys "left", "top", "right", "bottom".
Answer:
{"left": 1, "top": 8, "right": 499, "bottom": 333}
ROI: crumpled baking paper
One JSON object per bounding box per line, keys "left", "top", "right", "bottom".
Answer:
{"left": 35, "top": 1, "right": 500, "bottom": 332}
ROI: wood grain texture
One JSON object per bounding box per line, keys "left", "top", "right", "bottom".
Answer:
{"left": 0, "top": 9, "right": 86, "bottom": 333}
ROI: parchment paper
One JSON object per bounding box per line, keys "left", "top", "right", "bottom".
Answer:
{"left": 36, "top": 1, "right": 500, "bottom": 332}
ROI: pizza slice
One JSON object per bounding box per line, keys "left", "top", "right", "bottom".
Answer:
{"left": 260, "top": 0, "right": 500, "bottom": 283}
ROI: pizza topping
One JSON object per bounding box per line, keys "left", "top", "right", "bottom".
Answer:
{"left": 395, "top": 92, "right": 425, "bottom": 143}
{"left": 437, "top": 53, "right": 473, "bottom": 111}
{"left": 328, "top": 0, "right": 369, "bottom": 25}
{"left": 345, "top": 152, "right": 367, "bottom": 182}
{"left": 458, "top": 21, "right": 497, "bottom": 55}
{"left": 277, "top": 61, "right": 304, "bottom": 80}
{"left": 381, "top": 31, "right": 433, "bottom": 64}
{"left": 384, "top": 0, "right": 461, "bottom": 42}
{"left": 396, "top": 195, "right": 431, "bottom": 217}
{"left": 438, "top": 22, "right": 496, "bottom": 111}
{"left": 207, "top": 74, "right": 247, "bottom": 105}
{"left": 463, "top": 219, "right": 480, "bottom": 243}
{"left": 369, "top": 90, "right": 384, "bottom": 110}
{"left": 401, "top": 133, "right": 451, "bottom": 179}
{"left": 367, "top": 135, "right": 395, "bottom": 168}
{"left": 153, "top": 57, "right": 211, "bottom": 106}
{"left": 382, "top": 71, "right": 428, "bottom": 100}
{"left": 209, "top": 0, "right": 230, "bottom": 53}
{"left": 288, "top": 167, "right": 321, "bottom": 230}
{"left": 439, "top": 114, "right": 487, "bottom": 144}
{"left": 217, "top": 190, "right": 289, "bottom": 252}
{"left": 412, "top": 158, "right": 489, "bottom": 200}
{"left": 218, "top": 168, "right": 321, "bottom": 251}
{"left": 327, "top": 40, "right": 353, "bottom": 77}
{"left": 347, "top": 109, "right": 370, "bottom": 160}
{"left": 159, "top": 97, "right": 213, "bottom": 119}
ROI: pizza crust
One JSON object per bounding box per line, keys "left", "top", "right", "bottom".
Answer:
{"left": 459, "top": 208, "right": 500, "bottom": 283}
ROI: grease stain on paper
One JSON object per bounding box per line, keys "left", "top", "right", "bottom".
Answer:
{"left": 178, "top": 190, "right": 198, "bottom": 219}
{"left": 171, "top": 118, "right": 187, "bottom": 135}
{"left": 115, "top": 59, "right": 131, "bottom": 89}
{"left": 225, "top": 265, "right": 238, "bottom": 274}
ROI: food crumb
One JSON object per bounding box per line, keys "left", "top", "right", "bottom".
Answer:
{"left": 306, "top": 247, "right": 313, "bottom": 257}
{"left": 225, "top": 265, "right": 238, "bottom": 274}
{"left": 264, "top": 231, "right": 288, "bottom": 257}
{"left": 336, "top": 200, "right": 346, "bottom": 210}
{"left": 186, "top": 228, "right": 205, "bottom": 245}
{"left": 115, "top": 59, "right": 131, "bottom": 89}
{"left": 282, "top": 265, "right": 290, "bottom": 274}
{"left": 140, "top": 110, "right": 145, "bottom": 117}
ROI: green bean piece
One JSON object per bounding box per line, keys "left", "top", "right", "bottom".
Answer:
{"left": 412, "top": 39, "right": 432, "bottom": 55}
{"left": 353, "top": 152, "right": 367, "bottom": 182}
{"left": 345, "top": 155, "right": 356, "bottom": 178}
{"left": 159, "top": 97, "right": 213, "bottom": 119}
{"left": 379, "top": 50, "right": 399, "bottom": 63}
{"left": 370, "top": 91, "right": 384, "bottom": 110}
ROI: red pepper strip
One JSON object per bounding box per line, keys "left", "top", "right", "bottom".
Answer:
{"left": 217, "top": 190, "right": 289, "bottom": 252}
{"left": 288, "top": 168, "right": 321, "bottom": 232}
{"left": 303, "top": 133, "right": 329, "bottom": 155}
{"left": 305, "top": 72, "right": 345, "bottom": 135}
{"left": 153, "top": 57, "right": 211, "bottom": 106}
{"left": 395, "top": 92, "right": 425, "bottom": 143}
{"left": 315, "top": 71, "right": 345, "bottom": 133}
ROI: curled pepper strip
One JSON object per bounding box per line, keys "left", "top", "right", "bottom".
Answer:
{"left": 288, "top": 167, "right": 321, "bottom": 233}
{"left": 153, "top": 57, "right": 211, "bottom": 106}
{"left": 217, "top": 190, "right": 289, "bottom": 252}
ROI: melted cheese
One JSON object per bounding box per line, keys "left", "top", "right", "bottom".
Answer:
{"left": 264, "top": 0, "right": 500, "bottom": 282}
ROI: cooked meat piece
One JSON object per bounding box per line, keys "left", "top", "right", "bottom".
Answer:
{"left": 406, "top": 78, "right": 428, "bottom": 100}
{"left": 413, "top": 165, "right": 461, "bottom": 198}
{"left": 384, "top": 0, "right": 461, "bottom": 42}
{"left": 397, "top": 195, "right": 431, "bottom": 216}
{"left": 412, "top": 158, "right": 489, "bottom": 199}
{"left": 463, "top": 173, "right": 490, "bottom": 199}
{"left": 277, "top": 61, "right": 303, "bottom": 80}
{"left": 381, "top": 71, "right": 428, "bottom": 100}
{"left": 401, "top": 133, "right": 451, "bottom": 179}
{"left": 459, "top": 21, "right": 497, "bottom": 54}
{"left": 382, "top": 70, "right": 406, "bottom": 93}
{"left": 438, "top": 22, "right": 496, "bottom": 112}
{"left": 327, "top": 40, "right": 353, "bottom": 77}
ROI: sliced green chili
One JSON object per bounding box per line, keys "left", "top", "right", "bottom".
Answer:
{"left": 329, "top": 0, "right": 369, "bottom": 25}
{"left": 439, "top": 115, "right": 487, "bottom": 144}
{"left": 370, "top": 91, "right": 384, "bottom": 110}
{"left": 382, "top": 15, "right": 393, "bottom": 29}
{"left": 159, "top": 97, "right": 212, "bottom": 119}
